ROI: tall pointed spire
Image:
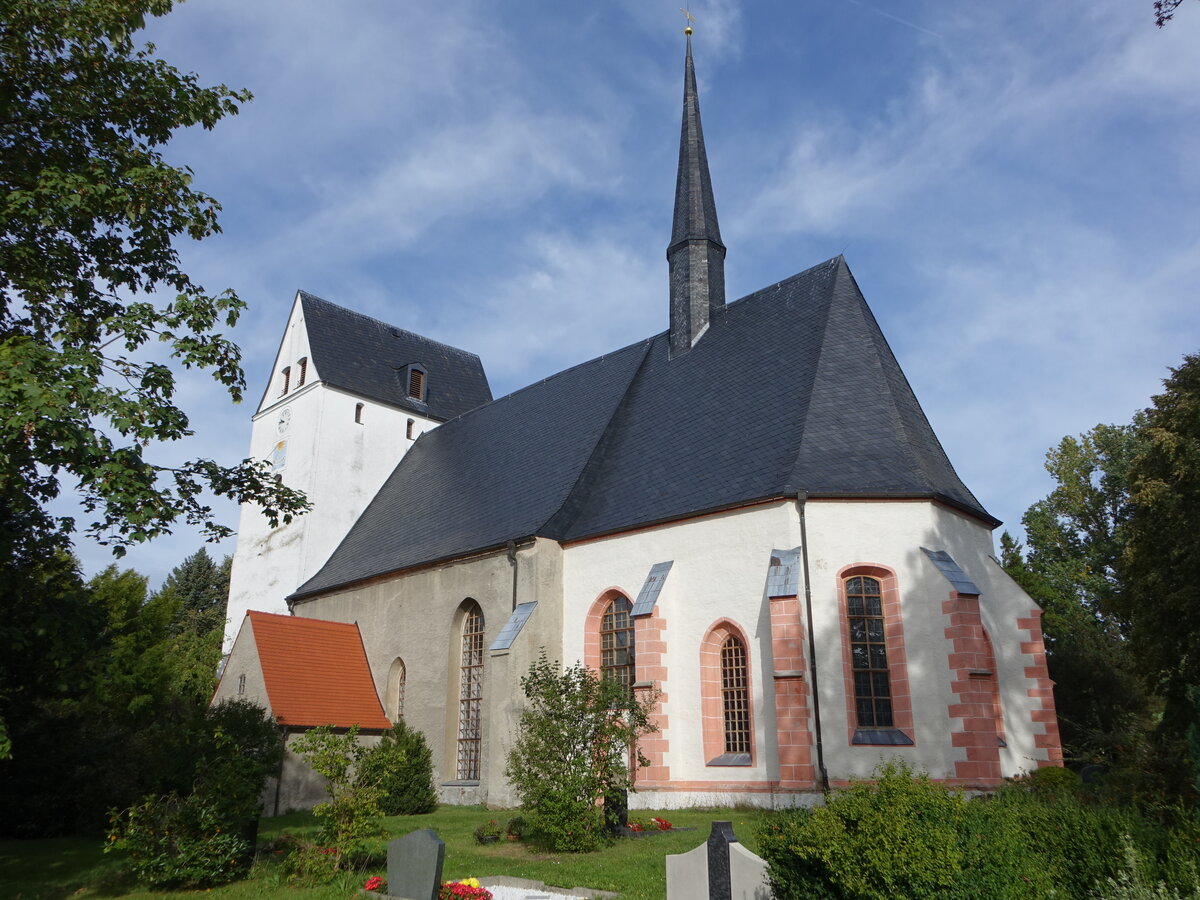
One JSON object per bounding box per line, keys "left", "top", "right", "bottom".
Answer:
{"left": 668, "top": 32, "right": 726, "bottom": 357}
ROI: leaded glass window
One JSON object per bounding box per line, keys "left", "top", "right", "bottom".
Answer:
{"left": 457, "top": 604, "right": 484, "bottom": 780}
{"left": 600, "top": 596, "right": 634, "bottom": 688}
{"left": 846, "top": 575, "right": 893, "bottom": 727}
{"left": 721, "top": 635, "right": 751, "bottom": 754}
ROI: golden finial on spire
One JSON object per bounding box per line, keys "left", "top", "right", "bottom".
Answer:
{"left": 680, "top": 7, "right": 696, "bottom": 35}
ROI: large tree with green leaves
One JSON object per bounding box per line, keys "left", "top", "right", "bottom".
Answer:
{"left": 0, "top": 546, "right": 241, "bottom": 834}
{"left": 1122, "top": 352, "right": 1200, "bottom": 739}
{"left": 153, "top": 547, "right": 230, "bottom": 700}
{"left": 1000, "top": 424, "right": 1153, "bottom": 767}
{"left": 0, "top": 0, "right": 306, "bottom": 559}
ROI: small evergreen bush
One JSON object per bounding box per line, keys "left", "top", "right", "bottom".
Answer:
{"left": 760, "top": 760, "right": 964, "bottom": 900}
{"left": 358, "top": 720, "right": 438, "bottom": 815}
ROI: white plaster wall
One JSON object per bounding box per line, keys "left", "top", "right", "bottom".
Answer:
{"left": 563, "top": 502, "right": 801, "bottom": 790}
{"left": 293, "top": 538, "right": 565, "bottom": 808}
{"left": 803, "top": 500, "right": 1048, "bottom": 779}
{"left": 224, "top": 294, "right": 438, "bottom": 650}
{"left": 562, "top": 498, "right": 1050, "bottom": 800}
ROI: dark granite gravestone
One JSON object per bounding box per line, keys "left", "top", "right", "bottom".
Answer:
{"left": 386, "top": 828, "right": 445, "bottom": 900}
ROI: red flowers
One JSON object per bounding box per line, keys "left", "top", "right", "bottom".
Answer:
{"left": 438, "top": 878, "right": 492, "bottom": 900}
{"left": 364, "top": 875, "right": 386, "bottom": 892}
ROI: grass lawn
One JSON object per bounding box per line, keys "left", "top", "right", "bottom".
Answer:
{"left": 0, "top": 806, "right": 774, "bottom": 900}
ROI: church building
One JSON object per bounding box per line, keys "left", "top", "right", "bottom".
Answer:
{"left": 214, "top": 35, "right": 1063, "bottom": 811}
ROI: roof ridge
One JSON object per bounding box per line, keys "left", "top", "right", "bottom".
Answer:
{"left": 483, "top": 333, "right": 660, "bottom": 407}
{"left": 298, "top": 290, "right": 484, "bottom": 362}
{"left": 539, "top": 338, "right": 656, "bottom": 537}
{"left": 834, "top": 265, "right": 990, "bottom": 516}
{"left": 781, "top": 260, "right": 842, "bottom": 494}
{"left": 835, "top": 262, "right": 933, "bottom": 493}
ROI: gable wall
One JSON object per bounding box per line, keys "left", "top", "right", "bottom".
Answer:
{"left": 212, "top": 617, "right": 272, "bottom": 714}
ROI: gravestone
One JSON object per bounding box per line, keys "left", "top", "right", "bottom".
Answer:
{"left": 665, "top": 821, "right": 771, "bottom": 900}
{"left": 386, "top": 828, "right": 445, "bottom": 900}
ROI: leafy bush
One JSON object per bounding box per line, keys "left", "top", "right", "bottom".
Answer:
{"left": 1096, "top": 834, "right": 1200, "bottom": 900}
{"left": 760, "top": 760, "right": 965, "bottom": 900}
{"left": 504, "top": 653, "right": 659, "bottom": 852}
{"left": 290, "top": 725, "right": 384, "bottom": 879}
{"left": 505, "top": 816, "right": 527, "bottom": 839}
{"left": 759, "top": 764, "right": 1200, "bottom": 900}
{"left": 107, "top": 791, "right": 250, "bottom": 888}
{"left": 106, "top": 699, "right": 281, "bottom": 888}
{"left": 358, "top": 719, "right": 438, "bottom": 815}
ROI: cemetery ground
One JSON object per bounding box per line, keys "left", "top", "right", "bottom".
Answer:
{"left": 0, "top": 804, "right": 772, "bottom": 900}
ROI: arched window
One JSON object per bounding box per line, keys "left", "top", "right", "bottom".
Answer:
{"left": 838, "top": 565, "right": 914, "bottom": 745}
{"left": 720, "top": 635, "right": 750, "bottom": 754}
{"left": 280, "top": 366, "right": 291, "bottom": 396}
{"left": 297, "top": 357, "right": 308, "bottom": 386}
{"left": 237, "top": 673, "right": 246, "bottom": 696}
{"left": 457, "top": 602, "right": 484, "bottom": 780}
{"left": 387, "top": 658, "right": 406, "bottom": 721}
{"left": 846, "top": 575, "right": 891, "bottom": 728}
{"left": 355, "top": 402, "right": 364, "bottom": 424}
{"left": 600, "top": 595, "right": 634, "bottom": 688}
{"left": 701, "top": 621, "right": 754, "bottom": 765}
{"left": 406, "top": 418, "right": 415, "bottom": 439}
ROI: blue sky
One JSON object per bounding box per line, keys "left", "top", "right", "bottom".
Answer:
{"left": 71, "top": 0, "right": 1200, "bottom": 587}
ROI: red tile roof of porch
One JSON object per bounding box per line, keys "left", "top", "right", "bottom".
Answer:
{"left": 248, "top": 611, "right": 391, "bottom": 730}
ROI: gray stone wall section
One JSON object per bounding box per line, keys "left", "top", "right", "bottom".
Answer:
{"left": 296, "top": 538, "right": 565, "bottom": 807}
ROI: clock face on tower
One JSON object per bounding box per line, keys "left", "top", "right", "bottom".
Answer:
{"left": 277, "top": 408, "right": 291, "bottom": 434}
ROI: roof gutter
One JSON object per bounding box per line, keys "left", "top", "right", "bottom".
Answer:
{"left": 288, "top": 536, "right": 539, "bottom": 607}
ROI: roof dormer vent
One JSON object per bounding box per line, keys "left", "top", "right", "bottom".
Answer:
{"left": 404, "top": 364, "right": 427, "bottom": 403}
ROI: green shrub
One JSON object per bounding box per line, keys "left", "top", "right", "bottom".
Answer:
{"left": 1013, "top": 764, "right": 1083, "bottom": 798}
{"left": 505, "top": 816, "right": 527, "bottom": 839}
{"left": 1096, "top": 834, "right": 1200, "bottom": 900}
{"left": 358, "top": 720, "right": 438, "bottom": 816}
{"left": 952, "top": 793, "right": 1059, "bottom": 899}
{"left": 107, "top": 791, "right": 251, "bottom": 888}
{"left": 760, "top": 761, "right": 965, "bottom": 900}
{"left": 290, "top": 725, "right": 384, "bottom": 878}
{"left": 105, "top": 699, "right": 281, "bottom": 888}
{"left": 760, "top": 765, "right": 1200, "bottom": 900}
{"left": 504, "top": 653, "right": 658, "bottom": 853}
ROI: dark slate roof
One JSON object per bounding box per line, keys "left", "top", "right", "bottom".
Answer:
{"left": 293, "top": 256, "right": 995, "bottom": 600}
{"left": 291, "top": 291, "right": 492, "bottom": 421}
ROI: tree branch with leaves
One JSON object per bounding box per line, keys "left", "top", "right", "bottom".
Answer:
{"left": 0, "top": 0, "right": 308, "bottom": 559}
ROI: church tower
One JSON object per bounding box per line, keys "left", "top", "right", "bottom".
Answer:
{"left": 667, "top": 31, "right": 726, "bottom": 357}
{"left": 222, "top": 291, "right": 490, "bottom": 651}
